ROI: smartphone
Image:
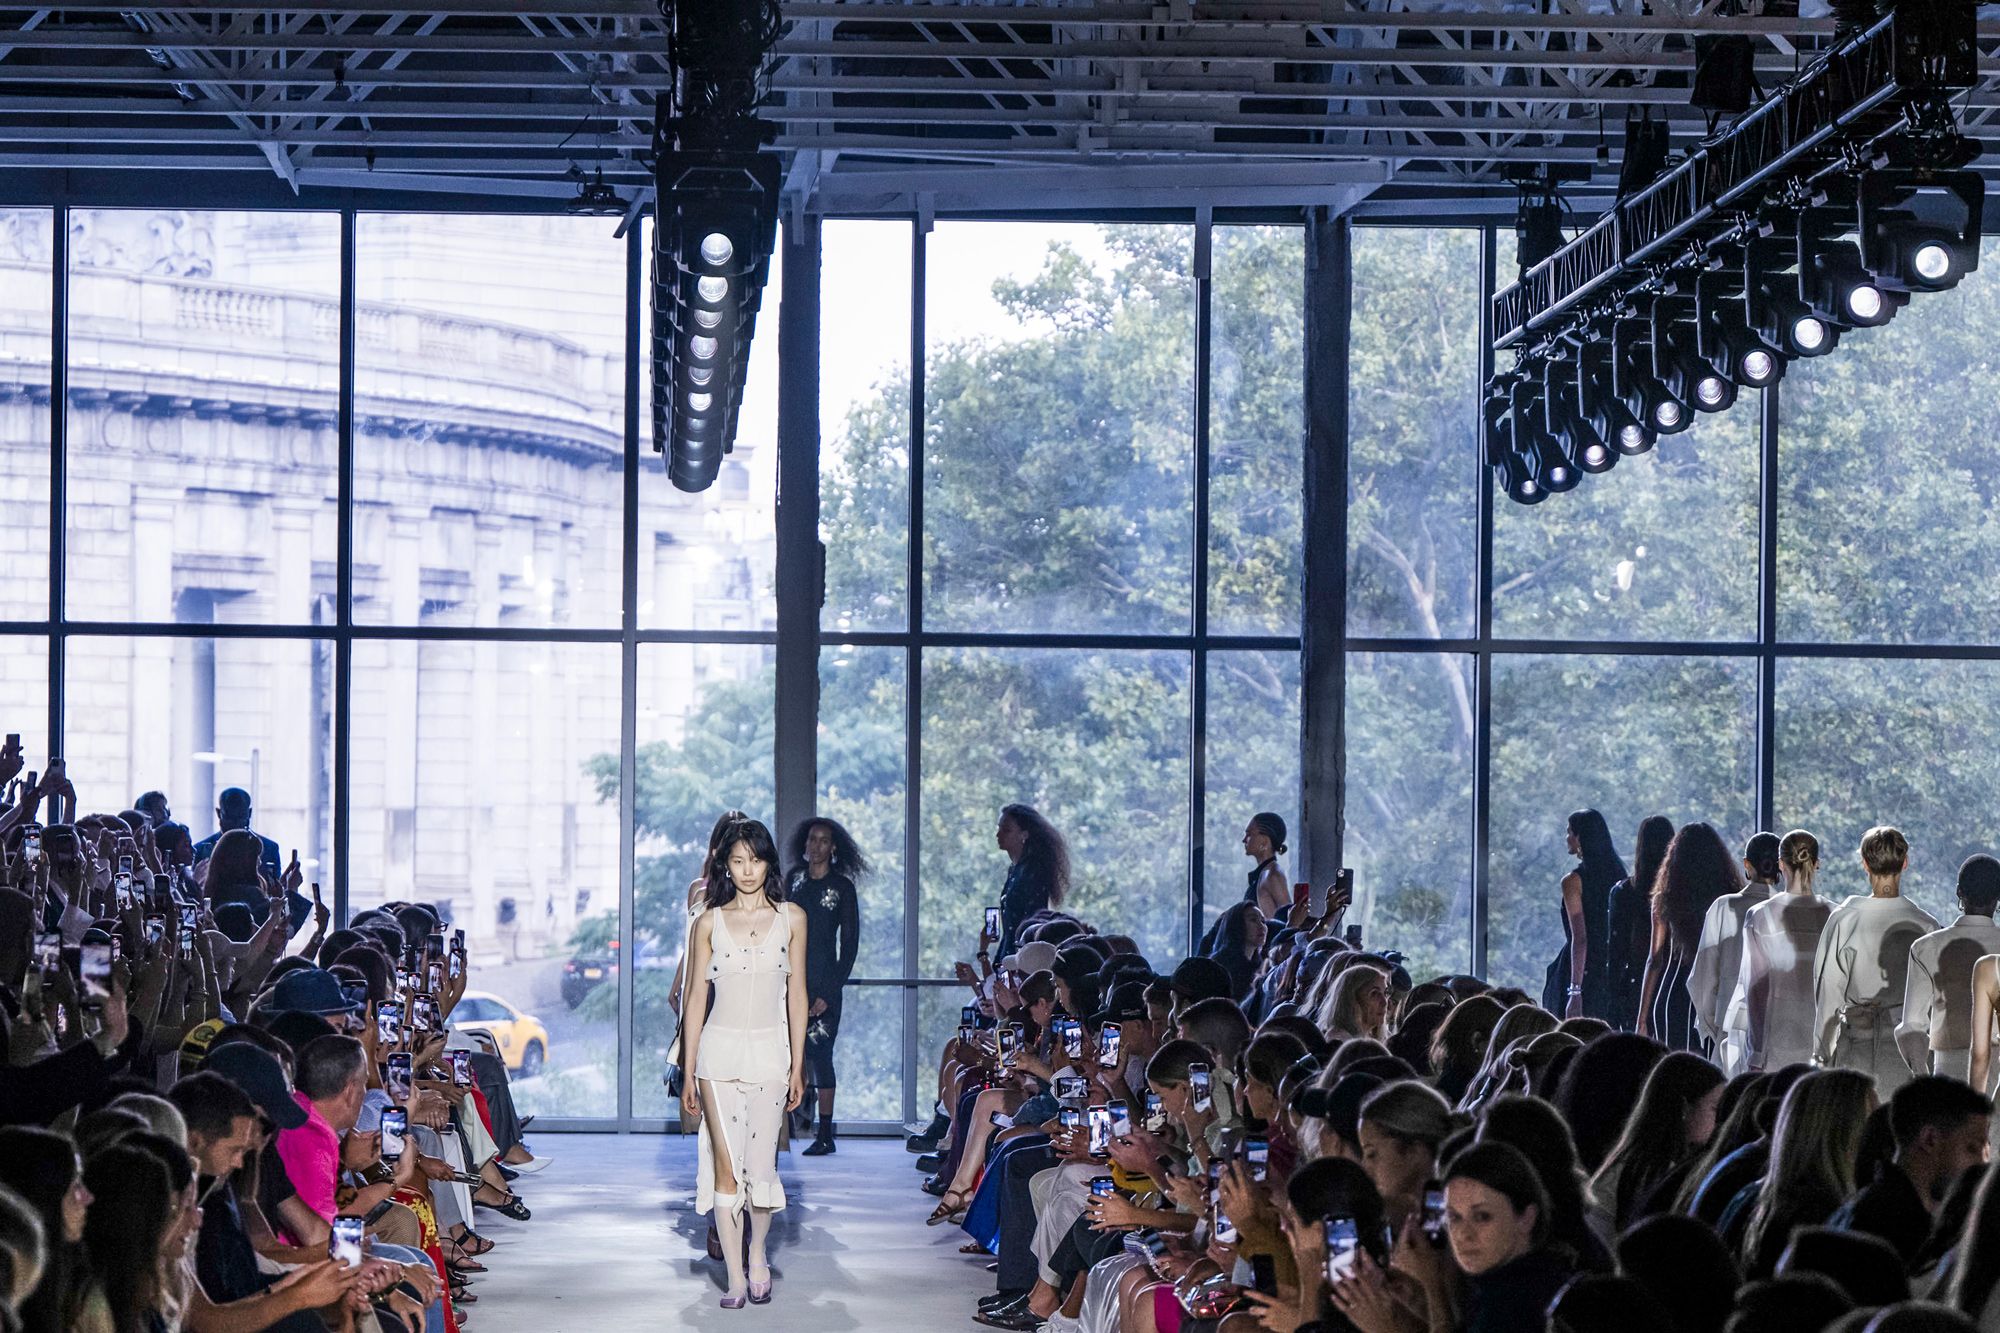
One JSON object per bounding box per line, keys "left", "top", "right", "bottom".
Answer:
{"left": 997, "top": 1024, "right": 1019, "bottom": 1067}
{"left": 983, "top": 906, "right": 1003, "bottom": 940}
{"left": 151, "top": 873, "right": 172, "bottom": 909}
{"left": 79, "top": 942, "right": 112, "bottom": 1006}
{"left": 1344, "top": 924, "right": 1364, "bottom": 949}
{"left": 961, "top": 1004, "right": 979, "bottom": 1026}
{"left": 1062, "top": 1020, "right": 1084, "bottom": 1062}
{"left": 1143, "top": 1090, "right": 1166, "bottom": 1132}
{"left": 1109, "top": 1099, "right": 1132, "bottom": 1138}
{"left": 413, "top": 995, "right": 439, "bottom": 1032}
{"left": 425, "top": 961, "right": 444, "bottom": 994}
{"left": 1057, "top": 1107, "right": 1084, "bottom": 1132}
{"left": 1055, "top": 1074, "right": 1088, "bottom": 1104}
{"left": 1245, "top": 1137, "right": 1270, "bottom": 1183}
{"left": 107, "top": 934, "right": 121, "bottom": 965}
{"left": 20, "top": 826, "right": 39, "bottom": 861}
{"left": 1421, "top": 1185, "right": 1448, "bottom": 1242}
{"left": 1334, "top": 866, "right": 1354, "bottom": 904}
{"left": 387, "top": 1053, "right": 413, "bottom": 1104}
{"left": 1250, "top": 1254, "right": 1278, "bottom": 1295}
{"left": 427, "top": 931, "right": 446, "bottom": 960}
{"left": 379, "top": 1107, "right": 408, "bottom": 1161}
{"left": 957, "top": 1023, "right": 974, "bottom": 1045}
{"left": 330, "top": 1216, "right": 364, "bottom": 1268}
{"left": 989, "top": 1110, "right": 1015, "bottom": 1130}
{"left": 1324, "top": 1217, "right": 1361, "bottom": 1282}
{"left": 450, "top": 1051, "right": 472, "bottom": 1087}
{"left": 1086, "top": 1105, "right": 1112, "bottom": 1158}
{"left": 1189, "top": 1063, "right": 1213, "bottom": 1114}
{"left": 376, "top": 1002, "right": 403, "bottom": 1045}
{"left": 115, "top": 856, "right": 134, "bottom": 906}
{"left": 1292, "top": 881, "right": 1310, "bottom": 912}
{"left": 449, "top": 948, "right": 465, "bottom": 982}
{"left": 177, "top": 926, "right": 195, "bottom": 960}
{"left": 1098, "top": 1022, "right": 1122, "bottom": 1069}
{"left": 452, "top": 928, "right": 465, "bottom": 951}
{"left": 1088, "top": 1176, "right": 1117, "bottom": 1198}
{"left": 1213, "top": 1205, "right": 1239, "bottom": 1246}
{"left": 144, "top": 915, "right": 165, "bottom": 946}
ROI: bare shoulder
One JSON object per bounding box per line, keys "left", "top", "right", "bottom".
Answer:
{"left": 783, "top": 901, "right": 808, "bottom": 923}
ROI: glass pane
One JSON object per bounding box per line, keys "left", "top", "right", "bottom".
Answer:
{"left": 1345, "top": 650, "right": 1474, "bottom": 980}
{"left": 1347, "top": 228, "right": 1481, "bottom": 639}
{"left": 0, "top": 209, "right": 51, "bottom": 622}
{"left": 919, "top": 648, "right": 1190, "bottom": 974}
{"left": 1203, "top": 650, "right": 1301, "bottom": 934}
{"left": 1493, "top": 408, "right": 1760, "bottom": 641}
{"left": 819, "top": 984, "right": 906, "bottom": 1124}
{"left": 1775, "top": 658, "right": 2000, "bottom": 921}
{"left": 0, "top": 635, "right": 49, "bottom": 780}
{"left": 1209, "top": 226, "right": 1303, "bottom": 635}
{"left": 638, "top": 216, "right": 779, "bottom": 632}
{"left": 348, "top": 639, "right": 619, "bottom": 1118}
{"left": 822, "top": 221, "right": 911, "bottom": 633}
{"left": 64, "top": 635, "right": 335, "bottom": 884}
{"left": 66, "top": 211, "right": 339, "bottom": 624}
{"left": 630, "top": 642, "right": 776, "bottom": 1120}
{"left": 923, "top": 223, "right": 1195, "bottom": 634}
{"left": 817, "top": 644, "right": 905, "bottom": 980}
{"left": 1488, "top": 655, "right": 1757, "bottom": 999}
{"left": 353, "top": 215, "right": 624, "bottom": 630}
{"left": 1780, "top": 245, "right": 2000, "bottom": 643}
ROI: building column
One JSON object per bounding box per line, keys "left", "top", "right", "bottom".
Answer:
{"left": 1299, "top": 210, "right": 1350, "bottom": 906}
{"left": 773, "top": 218, "right": 821, "bottom": 848}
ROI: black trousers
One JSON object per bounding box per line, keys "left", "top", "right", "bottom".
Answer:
{"left": 468, "top": 1050, "right": 522, "bottom": 1152}
{"left": 995, "top": 1141, "right": 1060, "bottom": 1295}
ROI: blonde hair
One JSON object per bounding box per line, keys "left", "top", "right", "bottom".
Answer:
{"left": 1860, "top": 825, "right": 1909, "bottom": 877}
{"left": 1460, "top": 1003, "right": 1559, "bottom": 1112}
{"left": 1780, "top": 829, "right": 1820, "bottom": 893}
{"left": 1318, "top": 964, "right": 1390, "bottom": 1043}
{"left": 1742, "top": 1069, "right": 1875, "bottom": 1267}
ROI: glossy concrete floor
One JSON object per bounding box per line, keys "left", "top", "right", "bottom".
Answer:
{"left": 470, "top": 1134, "right": 980, "bottom": 1331}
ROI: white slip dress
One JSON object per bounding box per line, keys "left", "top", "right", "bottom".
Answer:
{"left": 694, "top": 905, "right": 794, "bottom": 1216}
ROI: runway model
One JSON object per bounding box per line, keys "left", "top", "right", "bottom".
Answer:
{"left": 680, "top": 816, "right": 809, "bottom": 1308}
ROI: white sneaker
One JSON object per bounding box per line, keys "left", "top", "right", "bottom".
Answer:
{"left": 1038, "top": 1313, "right": 1083, "bottom": 1333}
{"left": 507, "top": 1156, "right": 552, "bottom": 1174}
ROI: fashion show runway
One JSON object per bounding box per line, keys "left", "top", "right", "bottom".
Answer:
{"left": 475, "top": 1135, "right": 975, "bottom": 1331}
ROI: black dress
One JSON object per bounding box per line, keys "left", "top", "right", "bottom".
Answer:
{"left": 1604, "top": 875, "right": 1652, "bottom": 1030}
{"left": 796, "top": 871, "right": 860, "bottom": 1088}
{"left": 998, "top": 859, "right": 1052, "bottom": 960}
{"left": 1542, "top": 861, "right": 1618, "bottom": 1019}
{"left": 1462, "top": 1247, "right": 1576, "bottom": 1333}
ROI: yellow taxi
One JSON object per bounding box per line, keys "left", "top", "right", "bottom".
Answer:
{"left": 452, "top": 991, "right": 552, "bottom": 1078}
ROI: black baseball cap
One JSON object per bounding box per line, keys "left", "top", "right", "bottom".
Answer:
{"left": 1169, "top": 957, "right": 1233, "bottom": 1004}
{"left": 203, "top": 1041, "right": 308, "bottom": 1130}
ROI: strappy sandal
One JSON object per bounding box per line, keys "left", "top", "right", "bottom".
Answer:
{"left": 473, "top": 1191, "right": 532, "bottom": 1222}
{"left": 450, "top": 1227, "right": 496, "bottom": 1256}
{"left": 959, "top": 1241, "right": 990, "bottom": 1255}
{"left": 925, "top": 1189, "right": 966, "bottom": 1225}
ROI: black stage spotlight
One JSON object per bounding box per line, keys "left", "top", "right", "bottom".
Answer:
{"left": 1614, "top": 314, "right": 1691, "bottom": 435}
{"left": 1747, "top": 235, "right": 1840, "bottom": 359}
{"left": 1513, "top": 374, "right": 1579, "bottom": 495}
{"left": 1545, "top": 355, "right": 1616, "bottom": 476}
{"left": 1579, "top": 340, "right": 1656, "bottom": 456}
{"left": 1859, "top": 169, "right": 1983, "bottom": 295}
{"left": 1486, "top": 374, "right": 1547, "bottom": 506}
{"left": 1652, "top": 296, "right": 1735, "bottom": 415}
{"left": 652, "top": 152, "right": 781, "bottom": 492}
{"left": 1799, "top": 206, "right": 1907, "bottom": 330}
{"left": 1700, "top": 265, "right": 1787, "bottom": 390}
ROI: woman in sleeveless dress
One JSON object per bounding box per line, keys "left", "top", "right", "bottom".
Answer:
{"left": 680, "top": 817, "right": 808, "bottom": 1309}
{"left": 1638, "top": 821, "right": 1739, "bottom": 1054}
{"left": 1543, "top": 808, "right": 1627, "bottom": 1020}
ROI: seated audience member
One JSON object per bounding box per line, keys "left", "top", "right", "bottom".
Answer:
{"left": 1829, "top": 1077, "right": 1994, "bottom": 1265}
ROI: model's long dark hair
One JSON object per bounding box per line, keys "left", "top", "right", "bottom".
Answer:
{"left": 704, "top": 817, "right": 786, "bottom": 909}
{"left": 1567, "top": 809, "right": 1628, "bottom": 887}
{"left": 1653, "top": 822, "right": 1742, "bottom": 948}
{"left": 1630, "top": 815, "right": 1674, "bottom": 899}
{"left": 784, "top": 816, "right": 871, "bottom": 885}
{"left": 1000, "top": 803, "right": 1071, "bottom": 907}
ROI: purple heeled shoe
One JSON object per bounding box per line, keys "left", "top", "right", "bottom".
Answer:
{"left": 720, "top": 1291, "right": 748, "bottom": 1310}
{"left": 748, "top": 1269, "right": 773, "bottom": 1305}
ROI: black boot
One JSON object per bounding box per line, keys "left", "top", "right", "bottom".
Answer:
{"left": 803, "top": 1121, "right": 836, "bottom": 1156}
{"left": 906, "top": 1107, "right": 949, "bottom": 1152}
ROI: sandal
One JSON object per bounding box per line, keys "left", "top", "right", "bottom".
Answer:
{"left": 959, "top": 1241, "right": 990, "bottom": 1255}
{"left": 926, "top": 1190, "right": 966, "bottom": 1225}
{"left": 450, "top": 1228, "right": 496, "bottom": 1257}
{"left": 473, "top": 1192, "right": 532, "bottom": 1222}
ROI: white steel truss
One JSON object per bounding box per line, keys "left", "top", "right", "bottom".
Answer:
{"left": 3, "top": 0, "right": 1999, "bottom": 213}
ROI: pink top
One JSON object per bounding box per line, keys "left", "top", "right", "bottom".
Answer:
{"left": 274, "top": 1092, "right": 340, "bottom": 1229}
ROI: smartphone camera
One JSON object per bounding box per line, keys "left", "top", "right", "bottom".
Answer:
{"left": 450, "top": 1051, "right": 472, "bottom": 1087}
{"left": 1324, "top": 1216, "right": 1360, "bottom": 1283}
{"left": 377, "top": 1002, "right": 404, "bottom": 1046}
{"left": 983, "top": 906, "right": 1003, "bottom": 940}
{"left": 387, "top": 1053, "right": 413, "bottom": 1104}
{"left": 1108, "top": 1099, "right": 1132, "bottom": 1138}
{"left": 1057, "top": 1107, "right": 1084, "bottom": 1132}
{"left": 1088, "top": 1176, "right": 1117, "bottom": 1198}
{"left": 380, "top": 1108, "right": 408, "bottom": 1162}
{"left": 1098, "top": 1022, "right": 1122, "bottom": 1070}
{"left": 1246, "top": 1137, "right": 1270, "bottom": 1183}
{"left": 79, "top": 942, "right": 113, "bottom": 1008}
{"left": 1421, "top": 1185, "right": 1448, "bottom": 1242}
{"left": 1189, "top": 1064, "right": 1213, "bottom": 1113}
{"left": 1143, "top": 1090, "right": 1166, "bottom": 1132}
{"left": 330, "top": 1216, "right": 365, "bottom": 1269}
{"left": 1086, "top": 1106, "right": 1112, "bottom": 1158}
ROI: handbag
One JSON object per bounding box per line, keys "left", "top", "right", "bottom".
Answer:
{"left": 663, "top": 1021, "right": 685, "bottom": 1099}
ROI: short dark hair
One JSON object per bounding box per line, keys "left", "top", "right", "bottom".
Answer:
{"left": 1146, "top": 1038, "right": 1210, "bottom": 1089}
{"left": 1178, "top": 997, "right": 1252, "bottom": 1063}
{"left": 294, "top": 1035, "right": 368, "bottom": 1101}
{"left": 1888, "top": 1076, "right": 1994, "bottom": 1153}
{"left": 1445, "top": 1140, "right": 1552, "bottom": 1247}
{"left": 217, "top": 786, "right": 253, "bottom": 820}
{"left": 168, "top": 1072, "right": 258, "bottom": 1142}
{"left": 1960, "top": 855, "right": 2000, "bottom": 916}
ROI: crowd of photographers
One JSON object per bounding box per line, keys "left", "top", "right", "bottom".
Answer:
{"left": 0, "top": 749, "right": 548, "bottom": 1333}
{"left": 918, "top": 840, "right": 2000, "bottom": 1333}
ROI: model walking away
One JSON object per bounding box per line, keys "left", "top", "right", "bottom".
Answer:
{"left": 680, "top": 817, "right": 808, "bottom": 1308}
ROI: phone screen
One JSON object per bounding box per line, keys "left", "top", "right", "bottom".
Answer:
{"left": 426, "top": 962, "right": 444, "bottom": 993}
{"left": 449, "top": 949, "right": 465, "bottom": 981}
{"left": 21, "top": 829, "right": 39, "bottom": 860}
{"left": 1086, "top": 1106, "right": 1112, "bottom": 1157}
{"left": 330, "top": 1216, "right": 364, "bottom": 1268}
{"left": 1108, "top": 1100, "right": 1132, "bottom": 1138}
{"left": 1143, "top": 1090, "right": 1165, "bottom": 1131}
{"left": 997, "top": 1024, "right": 1019, "bottom": 1066}
{"left": 1324, "top": 1217, "right": 1360, "bottom": 1282}
{"left": 983, "top": 906, "right": 1003, "bottom": 939}
{"left": 1098, "top": 1023, "right": 1122, "bottom": 1069}
{"left": 377, "top": 1002, "right": 404, "bottom": 1046}
{"left": 1189, "top": 1064, "right": 1212, "bottom": 1113}
{"left": 79, "top": 942, "right": 112, "bottom": 1004}
{"left": 1421, "top": 1186, "right": 1448, "bottom": 1241}
{"left": 1089, "top": 1176, "right": 1117, "bottom": 1198}
{"left": 1055, "top": 1075, "right": 1088, "bottom": 1104}
{"left": 450, "top": 1051, "right": 472, "bottom": 1087}
{"left": 1063, "top": 1021, "right": 1084, "bottom": 1061}
{"left": 34, "top": 931, "right": 61, "bottom": 971}
{"left": 1246, "top": 1137, "right": 1270, "bottom": 1182}
{"left": 1058, "top": 1107, "right": 1083, "bottom": 1131}
{"left": 961, "top": 1004, "right": 979, "bottom": 1025}
{"left": 380, "top": 1108, "right": 408, "bottom": 1161}
{"left": 144, "top": 915, "right": 165, "bottom": 946}
{"left": 387, "top": 1053, "right": 413, "bottom": 1103}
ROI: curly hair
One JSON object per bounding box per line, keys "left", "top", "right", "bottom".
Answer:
{"left": 1652, "top": 822, "right": 1742, "bottom": 949}
{"left": 1001, "top": 803, "right": 1071, "bottom": 908}
{"left": 784, "top": 816, "right": 871, "bottom": 884}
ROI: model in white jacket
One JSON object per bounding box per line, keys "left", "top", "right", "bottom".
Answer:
{"left": 1689, "top": 839, "right": 1780, "bottom": 1076}
{"left": 1742, "top": 830, "right": 1833, "bottom": 1073}
{"left": 1897, "top": 859, "right": 2000, "bottom": 1082}
{"left": 1811, "top": 828, "right": 1938, "bottom": 1095}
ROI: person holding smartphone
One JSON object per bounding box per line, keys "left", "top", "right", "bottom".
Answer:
{"left": 784, "top": 816, "right": 868, "bottom": 1156}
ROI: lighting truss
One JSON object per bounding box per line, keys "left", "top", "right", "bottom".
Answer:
{"left": 1485, "top": 1, "right": 1979, "bottom": 505}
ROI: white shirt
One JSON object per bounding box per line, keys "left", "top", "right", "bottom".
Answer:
{"left": 1689, "top": 883, "right": 1775, "bottom": 1075}
{"left": 1898, "top": 913, "right": 2000, "bottom": 1072}
{"left": 1813, "top": 894, "right": 1939, "bottom": 1088}
{"left": 1741, "top": 892, "right": 1833, "bottom": 1071}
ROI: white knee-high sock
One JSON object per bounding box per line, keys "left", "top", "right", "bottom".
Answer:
{"left": 747, "top": 1205, "right": 772, "bottom": 1274}
{"left": 712, "top": 1193, "right": 747, "bottom": 1295}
